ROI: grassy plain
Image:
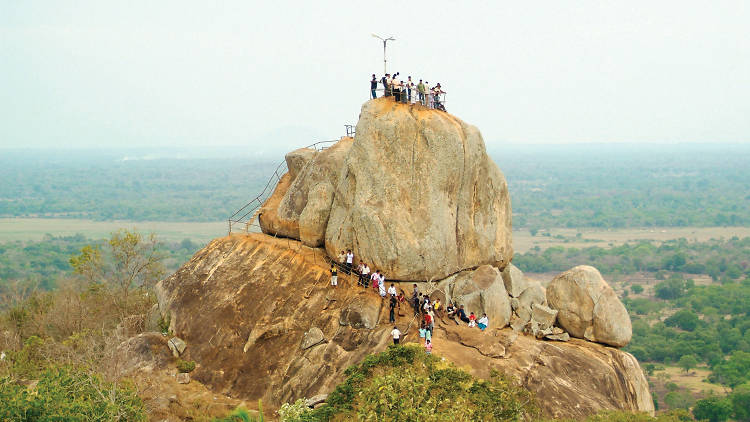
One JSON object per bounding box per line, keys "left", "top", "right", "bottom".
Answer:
{"left": 0, "top": 218, "right": 226, "bottom": 243}
{"left": 512, "top": 226, "right": 750, "bottom": 253}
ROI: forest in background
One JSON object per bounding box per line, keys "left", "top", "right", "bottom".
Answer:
{"left": 1, "top": 143, "right": 748, "bottom": 228}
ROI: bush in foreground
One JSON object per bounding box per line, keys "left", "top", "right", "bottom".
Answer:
{"left": 284, "top": 344, "right": 538, "bottom": 421}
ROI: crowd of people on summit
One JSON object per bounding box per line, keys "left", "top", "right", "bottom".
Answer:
{"left": 330, "top": 249, "right": 488, "bottom": 354}
{"left": 369, "top": 73, "right": 447, "bottom": 111}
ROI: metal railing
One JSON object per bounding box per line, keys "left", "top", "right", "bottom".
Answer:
{"left": 369, "top": 87, "right": 447, "bottom": 110}
{"left": 227, "top": 139, "right": 341, "bottom": 235}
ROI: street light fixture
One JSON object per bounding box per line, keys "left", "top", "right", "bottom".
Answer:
{"left": 372, "top": 33, "right": 396, "bottom": 75}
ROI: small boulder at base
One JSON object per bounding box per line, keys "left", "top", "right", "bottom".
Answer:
{"left": 545, "top": 332, "right": 571, "bottom": 342}
{"left": 531, "top": 303, "right": 558, "bottom": 330}
{"left": 168, "top": 337, "right": 187, "bottom": 358}
{"left": 547, "top": 265, "right": 632, "bottom": 347}
{"left": 176, "top": 372, "right": 190, "bottom": 384}
{"left": 339, "top": 294, "right": 381, "bottom": 329}
{"left": 301, "top": 326, "right": 326, "bottom": 350}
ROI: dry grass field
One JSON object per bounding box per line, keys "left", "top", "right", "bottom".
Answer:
{"left": 0, "top": 218, "right": 226, "bottom": 243}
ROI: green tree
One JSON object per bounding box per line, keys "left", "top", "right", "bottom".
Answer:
{"left": 731, "top": 383, "right": 750, "bottom": 422}
{"left": 678, "top": 354, "right": 698, "bottom": 373}
{"left": 665, "top": 309, "right": 700, "bottom": 331}
{"left": 631, "top": 284, "right": 644, "bottom": 295}
{"left": 664, "top": 390, "right": 694, "bottom": 410}
{"left": 693, "top": 396, "right": 732, "bottom": 422}
{"left": 70, "top": 229, "right": 165, "bottom": 316}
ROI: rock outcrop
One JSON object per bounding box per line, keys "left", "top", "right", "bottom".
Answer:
{"left": 258, "top": 98, "right": 512, "bottom": 280}
{"left": 155, "top": 234, "right": 652, "bottom": 418}
{"left": 259, "top": 139, "right": 353, "bottom": 247}
{"left": 437, "top": 265, "right": 512, "bottom": 328}
{"left": 324, "top": 100, "right": 513, "bottom": 280}
{"left": 547, "top": 265, "right": 632, "bottom": 347}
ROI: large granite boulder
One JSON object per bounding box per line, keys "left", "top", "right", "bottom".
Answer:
{"left": 438, "top": 265, "right": 511, "bottom": 328}
{"left": 260, "top": 139, "right": 353, "bottom": 247}
{"left": 547, "top": 265, "right": 632, "bottom": 347}
{"left": 324, "top": 99, "right": 513, "bottom": 281}
{"left": 502, "top": 263, "right": 529, "bottom": 298}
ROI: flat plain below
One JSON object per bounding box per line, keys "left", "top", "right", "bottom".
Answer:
{"left": 2, "top": 218, "right": 749, "bottom": 252}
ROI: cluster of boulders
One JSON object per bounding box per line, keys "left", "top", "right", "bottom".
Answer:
{"left": 257, "top": 97, "right": 632, "bottom": 349}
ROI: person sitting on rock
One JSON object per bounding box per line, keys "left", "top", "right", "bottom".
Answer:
{"left": 468, "top": 311, "right": 477, "bottom": 327}
{"left": 445, "top": 302, "right": 456, "bottom": 322}
{"left": 330, "top": 264, "right": 338, "bottom": 288}
{"left": 456, "top": 305, "right": 470, "bottom": 324}
{"left": 477, "top": 313, "right": 489, "bottom": 331}
{"left": 391, "top": 326, "right": 401, "bottom": 345}
{"left": 387, "top": 283, "right": 397, "bottom": 298}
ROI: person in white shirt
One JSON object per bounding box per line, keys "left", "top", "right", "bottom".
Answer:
{"left": 359, "top": 263, "right": 370, "bottom": 288}
{"left": 391, "top": 326, "right": 402, "bottom": 344}
{"left": 379, "top": 281, "right": 387, "bottom": 297}
{"left": 387, "top": 283, "right": 397, "bottom": 297}
{"left": 477, "top": 313, "right": 489, "bottom": 331}
{"left": 371, "top": 271, "right": 380, "bottom": 290}
{"left": 345, "top": 250, "right": 354, "bottom": 274}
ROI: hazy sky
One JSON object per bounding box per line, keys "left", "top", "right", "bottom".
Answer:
{"left": 2, "top": 1, "right": 749, "bottom": 151}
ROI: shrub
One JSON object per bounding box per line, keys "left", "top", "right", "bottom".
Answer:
{"left": 0, "top": 365, "right": 146, "bottom": 421}
{"left": 176, "top": 359, "right": 196, "bottom": 373}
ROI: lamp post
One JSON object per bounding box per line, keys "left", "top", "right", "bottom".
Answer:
{"left": 372, "top": 34, "right": 395, "bottom": 75}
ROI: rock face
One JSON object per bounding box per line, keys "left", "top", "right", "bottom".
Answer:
{"left": 502, "top": 263, "right": 529, "bottom": 298}
{"left": 437, "top": 265, "right": 512, "bottom": 329}
{"left": 259, "top": 139, "right": 353, "bottom": 247}
{"left": 324, "top": 99, "right": 513, "bottom": 280}
{"left": 155, "top": 234, "right": 652, "bottom": 418}
{"left": 547, "top": 265, "right": 632, "bottom": 347}
{"left": 438, "top": 325, "right": 654, "bottom": 419}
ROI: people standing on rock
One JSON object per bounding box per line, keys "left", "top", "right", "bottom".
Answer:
{"left": 387, "top": 283, "right": 397, "bottom": 298}
{"left": 389, "top": 295, "right": 397, "bottom": 323}
{"left": 393, "top": 79, "right": 401, "bottom": 102}
{"left": 424, "top": 311, "right": 434, "bottom": 335}
{"left": 457, "top": 305, "right": 470, "bottom": 324}
{"left": 397, "top": 290, "right": 406, "bottom": 316}
{"left": 381, "top": 74, "right": 391, "bottom": 97}
{"left": 424, "top": 81, "right": 431, "bottom": 107}
{"left": 422, "top": 296, "right": 431, "bottom": 314}
{"left": 345, "top": 250, "right": 354, "bottom": 274}
{"left": 425, "top": 321, "right": 432, "bottom": 342}
{"left": 338, "top": 250, "right": 346, "bottom": 265}
{"left": 391, "top": 326, "right": 402, "bottom": 345}
{"left": 330, "top": 264, "right": 338, "bottom": 288}
{"left": 477, "top": 313, "right": 489, "bottom": 331}
{"left": 371, "top": 270, "right": 380, "bottom": 291}
{"left": 419, "top": 321, "right": 427, "bottom": 341}
{"left": 400, "top": 81, "right": 407, "bottom": 104}
{"left": 468, "top": 311, "right": 477, "bottom": 327}
{"left": 359, "top": 262, "right": 370, "bottom": 288}
{"left": 417, "top": 79, "right": 426, "bottom": 105}
{"left": 433, "top": 298, "right": 442, "bottom": 317}
{"left": 378, "top": 278, "right": 387, "bottom": 298}
{"left": 424, "top": 339, "right": 432, "bottom": 354}
{"left": 433, "top": 83, "right": 446, "bottom": 111}
{"left": 370, "top": 74, "right": 378, "bottom": 99}
{"left": 407, "top": 76, "right": 413, "bottom": 102}
{"left": 379, "top": 272, "right": 386, "bottom": 291}
{"left": 412, "top": 284, "right": 420, "bottom": 316}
